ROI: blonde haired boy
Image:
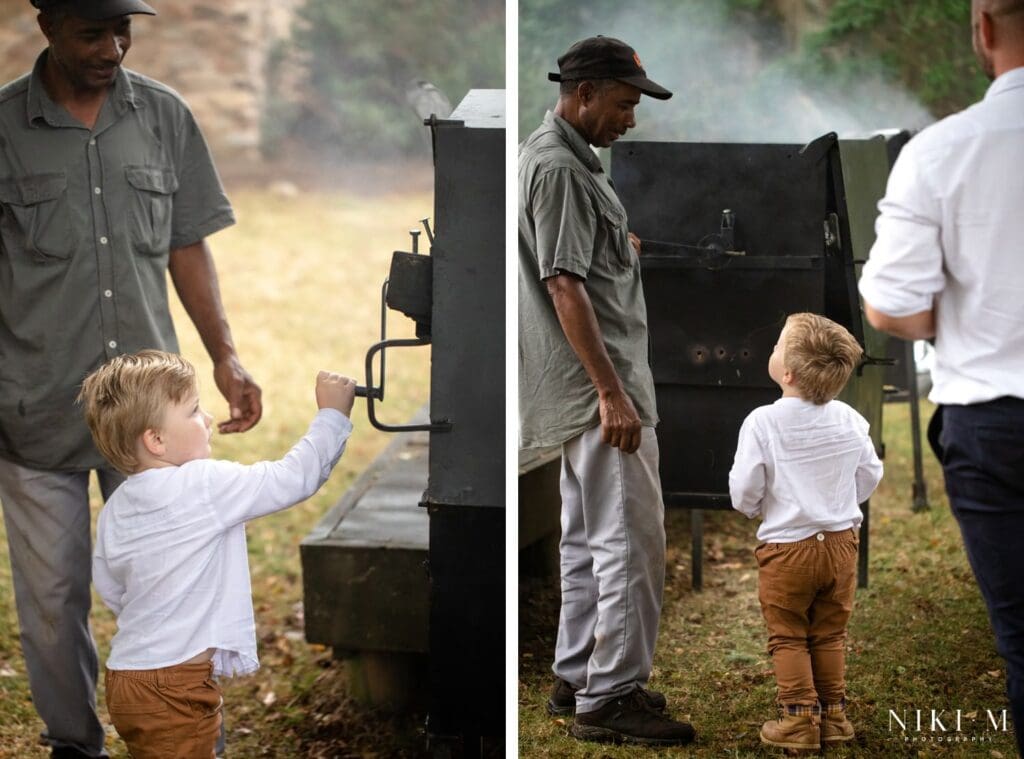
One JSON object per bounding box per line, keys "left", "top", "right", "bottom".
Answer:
{"left": 79, "top": 350, "right": 355, "bottom": 758}
{"left": 729, "top": 313, "right": 883, "bottom": 751}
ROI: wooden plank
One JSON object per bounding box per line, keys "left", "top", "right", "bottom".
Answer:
{"left": 301, "top": 423, "right": 429, "bottom": 653}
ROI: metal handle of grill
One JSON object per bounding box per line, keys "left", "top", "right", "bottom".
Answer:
{"left": 354, "top": 253, "right": 451, "bottom": 434}
{"left": 362, "top": 336, "right": 450, "bottom": 433}
{"left": 354, "top": 279, "right": 389, "bottom": 400}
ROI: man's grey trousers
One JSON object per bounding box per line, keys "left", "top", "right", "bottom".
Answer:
{"left": 0, "top": 458, "right": 123, "bottom": 757}
{"left": 553, "top": 425, "right": 667, "bottom": 714}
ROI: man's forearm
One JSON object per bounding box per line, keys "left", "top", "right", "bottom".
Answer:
{"left": 168, "top": 240, "right": 237, "bottom": 362}
{"left": 864, "top": 302, "right": 935, "bottom": 341}
{"left": 545, "top": 273, "right": 622, "bottom": 397}
{"left": 545, "top": 272, "right": 641, "bottom": 452}
{"left": 169, "top": 239, "right": 262, "bottom": 432}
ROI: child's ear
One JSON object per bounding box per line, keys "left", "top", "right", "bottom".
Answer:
{"left": 783, "top": 369, "right": 797, "bottom": 387}
{"left": 141, "top": 428, "right": 164, "bottom": 457}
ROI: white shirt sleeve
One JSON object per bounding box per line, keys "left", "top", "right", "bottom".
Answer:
{"left": 858, "top": 140, "right": 947, "bottom": 317}
{"left": 855, "top": 435, "right": 884, "bottom": 504}
{"left": 203, "top": 408, "right": 353, "bottom": 528}
{"left": 729, "top": 414, "right": 766, "bottom": 519}
{"left": 92, "top": 514, "right": 125, "bottom": 615}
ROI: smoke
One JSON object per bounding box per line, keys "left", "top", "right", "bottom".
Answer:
{"left": 521, "top": 2, "right": 935, "bottom": 144}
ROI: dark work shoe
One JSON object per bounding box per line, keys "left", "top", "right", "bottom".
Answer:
{"left": 639, "top": 687, "right": 668, "bottom": 712}
{"left": 547, "top": 679, "right": 668, "bottom": 716}
{"left": 571, "top": 691, "right": 696, "bottom": 746}
{"left": 547, "top": 678, "right": 580, "bottom": 715}
{"left": 51, "top": 748, "right": 105, "bottom": 759}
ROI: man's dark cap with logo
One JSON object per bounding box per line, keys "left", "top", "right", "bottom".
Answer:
{"left": 548, "top": 36, "right": 672, "bottom": 100}
{"left": 30, "top": 0, "right": 157, "bottom": 19}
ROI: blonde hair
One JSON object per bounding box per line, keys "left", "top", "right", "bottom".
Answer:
{"left": 782, "top": 313, "right": 863, "bottom": 405}
{"left": 78, "top": 350, "right": 197, "bottom": 474}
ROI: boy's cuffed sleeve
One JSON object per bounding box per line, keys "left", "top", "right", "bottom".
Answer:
{"left": 205, "top": 409, "right": 353, "bottom": 528}
{"left": 855, "top": 434, "right": 884, "bottom": 504}
{"left": 729, "top": 415, "right": 766, "bottom": 519}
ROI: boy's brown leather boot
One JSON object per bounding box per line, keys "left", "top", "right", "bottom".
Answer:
{"left": 760, "top": 705, "right": 821, "bottom": 752}
{"left": 821, "top": 701, "right": 855, "bottom": 743}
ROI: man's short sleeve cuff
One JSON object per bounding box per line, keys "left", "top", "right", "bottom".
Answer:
{"left": 540, "top": 261, "right": 588, "bottom": 280}
{"left": 170, "top": 210, "right": 236, "bottom": 251}
{"left": 531, "top": 168, "right": 597, "bottom": 280}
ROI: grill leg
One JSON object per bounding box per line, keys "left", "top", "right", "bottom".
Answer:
{"left": 905, "top": 340, "right": 930, "bottom": 512}
{"left": 857, "top": 500, "right": 870, "bottom": 589}
{"left": 691, "top": 509, "right": 703, "bottom": 592}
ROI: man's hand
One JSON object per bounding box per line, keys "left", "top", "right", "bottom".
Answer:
{"left": 316, "top": 371, "right": 357, "bottom": 417}
{"left": 628, "top": 232, "right": 642, "bottom": 256}
{"left": 213, "top": 356, "right": 262, "bottom": 433}
{"left": 599, "top": 388, "right": 642, "bottom": 453}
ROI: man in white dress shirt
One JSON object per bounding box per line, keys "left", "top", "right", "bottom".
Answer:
{"left": 858, "top": 1, "right": 1024, "bottom": 752}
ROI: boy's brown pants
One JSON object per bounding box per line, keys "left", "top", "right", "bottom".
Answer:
{"left": 105, "top": 661, "right": 222, "bottom": 758}
{"left": 756, "top": 528, "right": 859, "bottom": 707}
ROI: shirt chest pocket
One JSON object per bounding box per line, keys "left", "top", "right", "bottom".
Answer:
{"left": 125, "top": 166, "right": 178, "bottom": 256}
{"left": 0, "top": 173, "right": 77, "bottom": 262}
{"left": 600, "top": 205, "right": 635, "bottom": 270}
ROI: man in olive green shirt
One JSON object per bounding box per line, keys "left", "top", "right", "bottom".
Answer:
{"left": 519, "top": 36, "right": 694, "bottom": 746}
{"left": 0, "top": 2, "right": 260, "bottom": 755}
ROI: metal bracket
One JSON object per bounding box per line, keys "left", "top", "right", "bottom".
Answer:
{"left": 353, "top": 238, "right": 452, "bottom": 434}
{"left": 856, "top": 353, "right": 897, "bottom": 377}
{"left": 823, "top": 212, "right": 842, "bottom": 255}
{"left": 798, "top": 131, "right": 838, "bottom": 165}
{"left": 424, "top": 114, "right": 465, "bottom": 166}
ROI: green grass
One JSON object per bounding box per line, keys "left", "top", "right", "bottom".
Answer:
{"left": 0, "top": 183, "right": 434, "bottom": 757}
{"left": 519, "top": 401, "right": 1016, "bottom": 757}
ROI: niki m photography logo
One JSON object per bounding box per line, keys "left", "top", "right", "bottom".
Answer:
{"left": 888, "top": 707, "right": 1013, "bottom": 745}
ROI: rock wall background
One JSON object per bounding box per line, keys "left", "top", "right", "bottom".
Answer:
{"left": 0, "top": 0, "right": 298, "bottom": 160}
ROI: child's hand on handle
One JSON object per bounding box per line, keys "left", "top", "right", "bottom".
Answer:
{"left": 316, "top": 371, "right": 357, "bottom": 417}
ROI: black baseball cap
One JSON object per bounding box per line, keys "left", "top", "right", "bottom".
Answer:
{"left": 30, "top": 0, "right": 156, "bottom": 18}
{"left": 548, "top": 36, "right": 672, "bottom": 100}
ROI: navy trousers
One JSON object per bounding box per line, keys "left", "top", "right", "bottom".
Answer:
{"left": 930, "top": 398, "right": 1024, "bottom": 755}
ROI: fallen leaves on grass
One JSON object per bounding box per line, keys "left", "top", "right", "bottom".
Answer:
{"left": 296, "top": 662, "right": 428, "bottom": 758}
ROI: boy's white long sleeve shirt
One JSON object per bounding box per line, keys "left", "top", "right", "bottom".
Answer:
{"left": 93, "top": 408, "right": 352, "bottom": 676}
{"left": 729, "top": 397, "right": 883, "bottom": 543}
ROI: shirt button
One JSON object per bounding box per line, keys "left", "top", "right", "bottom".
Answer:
{"left": 816, "top": 533, "right": 825, "bottom": 542}
{"left": 104, "top": 289, "right": 113, "bottom": 298}
{"left": 89, "top": 138, "right": 96, "bottom": 146}
{"left": 108, "top": 340, "right": 117, "bottom": 349}
{"left": 99, "top": 236, "right": 108, "bottom": 245}
{"left": 94, "top": 187, "right": 102, "bottom": 195}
